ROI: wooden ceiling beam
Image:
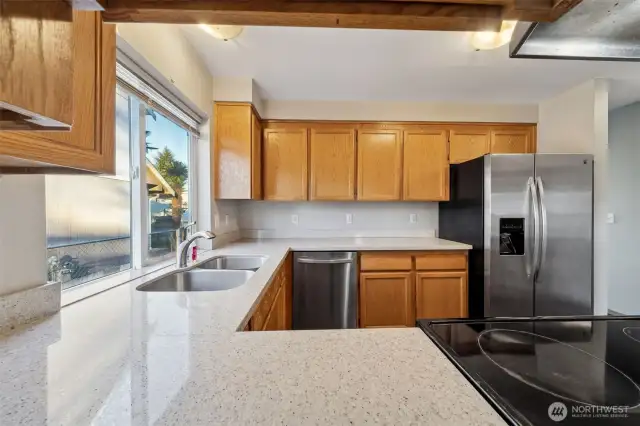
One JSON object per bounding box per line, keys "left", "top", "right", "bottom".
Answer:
{"left": 102, "top": 0, "right": 583, "bottom": 30}
{"left": 103, "top": 0, "right": 505, "bottom": 31}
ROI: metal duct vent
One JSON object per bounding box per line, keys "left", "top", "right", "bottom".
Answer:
{"left": 510, "top": 0, "right": 640, "bottom": 61}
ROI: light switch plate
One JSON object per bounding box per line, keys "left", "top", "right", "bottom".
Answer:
{"left": 410, "top": 213, "right": 417, "bottom": 224}
{"left": 346, "top": 213, "right": 353, "bottom": 224}
{"left": 291, "top": 214, "right": 299, "bottom": 225}
{"left": 607, "top": 213, "right": 615, "bottom": 224}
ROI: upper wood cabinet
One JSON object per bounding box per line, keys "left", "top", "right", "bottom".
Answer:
{"left": 357, "top": 129, "right": 402, "bottom": 201}
{"left": 0, "top": 11, "right": 116, "bottom": 173}
{"left": 263, "top": 128, "right": 308, "bottom": 200}
{"left": 449, "top": 126, "right": 490, "bottom": 164}
{"left": 415, "top": 271, "right": 468, "bottom": 319}
{"left": 360, "top": 272, "right": 414, "bottom": 328}
{"left": 0, "top": 2, "right": 74, "bottom": 130}
{"left": 251, "top": 112, "right": 263, "bottom": 199}
{"left": 309, "top": 128, "right": 356, "bottom": 200}
{"left": 402, "top": 128, "right": 449, "bottom": 201}
{"left": 213, "top": 103, "right": 261, "bottom": 199}
{"left": 490, "top": 127, "right": 535, "bottom": 154}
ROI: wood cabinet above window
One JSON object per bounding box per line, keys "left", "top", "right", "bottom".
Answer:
{"left": 0, "top": 11, "right": 116, "bottom": 174}
{"left": 0, "top": 2, "right": 74, "bottom": 130}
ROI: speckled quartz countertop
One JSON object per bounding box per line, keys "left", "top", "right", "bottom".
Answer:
{"left": 0, "top": 237, "right": 506, "bottom": 426}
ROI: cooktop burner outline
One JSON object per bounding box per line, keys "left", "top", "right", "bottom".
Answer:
{"left": 477, "top": 328, "right": 640, "bottom": 409}
{"left": 623, "top": 327, "right": 640, "bottom": 344}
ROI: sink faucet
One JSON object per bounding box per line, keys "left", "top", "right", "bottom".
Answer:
{"left": 176, "top": 231, "right": 216, "bottom": 268}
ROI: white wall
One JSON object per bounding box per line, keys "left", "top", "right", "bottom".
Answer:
{"left": 0, "top": 176, "right": 47, "bottom": 296}
{"left": 117, "top": 24, "right": 213, "bottom": 114}
{"left": 608, "top": 101, "right": 640, "bottom": 314}
{"left": 238, "top": 201, "right": 438, "bottom": 238}
{"left": 263, "top": 100, "right": 538, "bottom": 122}
{"left": 537, "top": 79, "right": 610, "bottom": 315}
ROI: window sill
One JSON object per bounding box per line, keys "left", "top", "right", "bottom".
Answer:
{"left": 60, "top": 251, "right": 209, "bottom": 307}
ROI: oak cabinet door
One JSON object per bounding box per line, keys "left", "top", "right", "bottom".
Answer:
{"left": 251, "top": 111, "right": 263, "bottom": 199}
{"left": 263, "top": 128, "right": 308, "bottom": 200}
{"left": 309, "top": 128, "right": 356, "bottom": 200}
{"left": 449, "top": 127, "right": 490, "bottom": 164}
{"left": 0, "top": 11, "right": 116, "bottom": 173}
{"left": 490, "top": 127, "right": 534, "bottom": 154}
{"left": 360, "top": 272, "right": 414, "bottom": 327}
{"left": 0, "top": 1, "right": 73, "bottom": 129}
{"left": 415, "top": 271, "right": 467, "bottom": 319}
{"left": 357, "top": 130, "right": 402, "bottom": 200}
{"left": 213, "top": 103, "right": 252, "bottom": 199}
{"left": 402, "top": 128, "right": 449, "bottom": 201}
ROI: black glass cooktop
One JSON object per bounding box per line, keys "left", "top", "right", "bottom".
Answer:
{"left": 418, "top": 316, "right": 640, "bottom": 425}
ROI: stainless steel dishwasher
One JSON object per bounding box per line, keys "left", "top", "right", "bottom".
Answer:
{"left": 292, "top": 252, "right": 358, "bottom": 329}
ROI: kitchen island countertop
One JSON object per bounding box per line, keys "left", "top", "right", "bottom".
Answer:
{"left": 0, "top": 237, "right": 506, "bottom": 425}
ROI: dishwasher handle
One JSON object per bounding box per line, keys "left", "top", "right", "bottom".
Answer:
{"left": 296, "top": 257, "right": 354, "bottom": 264}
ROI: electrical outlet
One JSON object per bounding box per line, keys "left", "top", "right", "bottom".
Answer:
{"left": 346, "top": 213, "right": 353, "bottom": 224}
{"left": 291, "top": 214, "right": 299, "bottom": 225}
{"left": 410, "top": 213, "right": 418, "bottom": 224}
{"left": 607, "top": 213, "right": 615, "bottom": 224}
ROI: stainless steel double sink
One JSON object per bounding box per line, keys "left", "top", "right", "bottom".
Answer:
{"left": 136, "top": 255, "right": 268, "bottom": 292}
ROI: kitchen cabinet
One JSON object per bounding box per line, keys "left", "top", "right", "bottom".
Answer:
{"left": 449, "top": 126, "right": 490, "bottom": 164}
{"left": 213, "top": 102, "right": 262, "bottom": 199}
{"left": 357, "top": 129, "right": 402, "bottom": 201}
{"left": 264, "top": 284, "right": 286, "bottom": 331}
{"left": 247, "top": 254, "right": 291, "bottom": 331}
{"left": 263, "top": 128, "right": 308, "bottom": 200}
{"left": 1, "top": 2, "right": 74, "bottom": 130}
{"left": 358, "top": 251, "right": 468, "bottom": 327}
{"left": 359, "top": 272, "right": 414, "bottom": 327}
{"left": 490, "top": 127, "right": 535, "bottom": 154}
{"left": 0, "top": 11, "right": 116, "bottom": 173}
{"left": 309, "top": 128, "right": 356, "bottom": 200}
{"left": 402, "top": 128, "right": 449, "bottom": 201}
{"left": 415, "top": 271, "right": 467, "bottom": 319}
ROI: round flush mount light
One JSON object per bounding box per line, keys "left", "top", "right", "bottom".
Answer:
{"left": 470, "top": 20, "right": 517, "bottom": 51}
{"left": 199, "top": 24, "right": 244, "bottom": 41}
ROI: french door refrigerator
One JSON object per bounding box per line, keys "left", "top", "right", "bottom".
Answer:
{"left": 439, "top": 154, "right": 594, "bottom": 319}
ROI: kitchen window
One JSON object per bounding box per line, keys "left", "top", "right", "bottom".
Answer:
{"left": 46, "top": 60, "right": 203, "bottom": 293}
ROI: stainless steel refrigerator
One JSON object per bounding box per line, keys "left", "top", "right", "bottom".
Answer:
{"left": 439, "top": 154, "right": 594, "bottom": 319}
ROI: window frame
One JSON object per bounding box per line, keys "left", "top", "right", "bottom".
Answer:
{"left": 60, "top": 67, "right": 202, "bottom": 305}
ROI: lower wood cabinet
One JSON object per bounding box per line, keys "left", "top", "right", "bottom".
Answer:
{"left": 263, "top": 284, "right": 286, "bottom": 331}
{"left": 247, "top": 254, "right": 292, "bottom": 331}
{"left": 415, "top": 271, "right": 468, "bottom": 319}
{"left": 359, "top": 272, "right": 414, "bottom": 327}
{"left": 359, "top": 251, "right": 468, "bottom": 328}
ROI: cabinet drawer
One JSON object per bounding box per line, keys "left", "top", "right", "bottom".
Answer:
{"left": 415, "top": 253, "right": 467, "bottom": 271}
{"left": 360, "top": 253, "right": 412, "bottom": 271}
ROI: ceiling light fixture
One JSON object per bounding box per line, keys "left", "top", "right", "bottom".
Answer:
{"left": 470, "top": 20, "right": 517, "bottom": 51}
{"left": 199, "top": 24, "right": 244, "bottom": 41}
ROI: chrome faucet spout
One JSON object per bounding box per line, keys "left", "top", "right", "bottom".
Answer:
{"left": 176, "top": 231, "right": 216, "bottom": 268}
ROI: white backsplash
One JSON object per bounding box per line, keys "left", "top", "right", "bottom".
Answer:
{"left": 237, "top": 201, "right": 438, "bottom": 238}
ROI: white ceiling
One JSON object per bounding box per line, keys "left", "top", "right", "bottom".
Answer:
{"left": 181, "top": 25, "right": 640, "bottom": 105}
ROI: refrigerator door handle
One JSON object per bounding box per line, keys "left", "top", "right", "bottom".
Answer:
{"left": 535, "top": 176, "right": 548, "bottom": 279}
{"left": 525, "top": 178, "right": 534, "bottom": 278}
{"left": 530, "top": 177, "right": 542, "bottom": 280}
